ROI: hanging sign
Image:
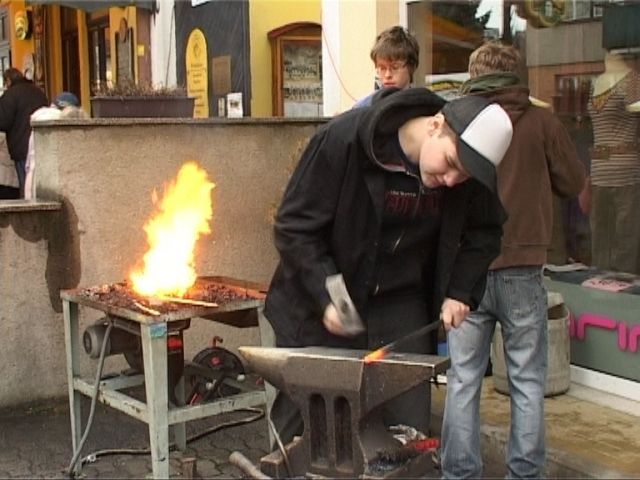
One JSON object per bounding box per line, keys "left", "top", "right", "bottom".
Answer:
{"left": 515, "top": 0, "right": 566, "bottom": 28}
{"left": 186, "top": 28, "right": 209, "bottom": 118}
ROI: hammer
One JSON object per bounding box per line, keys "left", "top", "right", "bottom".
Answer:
{"left": 325, "top": 274, "right": 365, "bottom": 335}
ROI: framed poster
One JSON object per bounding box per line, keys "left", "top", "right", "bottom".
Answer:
{"left": 282, "top": 40, "right": 322, "bottom": 117}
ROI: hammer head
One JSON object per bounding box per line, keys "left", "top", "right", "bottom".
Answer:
{"left": 325, "top": 274, "right": 365, "bottom": 335}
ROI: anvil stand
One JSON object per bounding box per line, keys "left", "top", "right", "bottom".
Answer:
{"left": 239, "top": 346, "right": 450, "bottom": 479}
{"left": 61, "top": 278, "right": 267, "bottom": 479}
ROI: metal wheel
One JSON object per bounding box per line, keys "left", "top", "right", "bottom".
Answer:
{"left": 186, "top": 346, "right": 245, "bottom": 405}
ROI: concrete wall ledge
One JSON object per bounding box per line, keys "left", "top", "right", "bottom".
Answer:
{"left": 32, "top": 117, "right": 330, "bottom": 128}
{"left": 0, "top": 199, "right": 61, "bottom": 213}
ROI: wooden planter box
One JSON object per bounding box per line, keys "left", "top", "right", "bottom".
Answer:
{"left": 90, "top": 96, "right": 195, "bottom": 118}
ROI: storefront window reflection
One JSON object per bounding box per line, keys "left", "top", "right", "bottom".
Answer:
{"left": 414, "top": 0, "right": 640, "bottom": 276}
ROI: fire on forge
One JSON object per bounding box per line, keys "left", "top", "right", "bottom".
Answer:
{"left": 64, "top": 276, "right": 266, "bottom": 322}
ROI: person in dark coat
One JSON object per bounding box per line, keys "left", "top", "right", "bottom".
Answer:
{"left": 0, "top": 68, "right": 48, "bottom": 196}
{"left": 264, "top": 87, "right": 514, "bottom": 446}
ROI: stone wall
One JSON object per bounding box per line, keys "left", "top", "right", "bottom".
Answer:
{"left": 0, "top": 117, "right": 324, "bottom": 408}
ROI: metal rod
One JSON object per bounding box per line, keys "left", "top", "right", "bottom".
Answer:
{"left": 132, "top": 300, "right": 161, "bottom": 316}
{"left": 157, "top": 296, "right": 219, "bottom": 308}
{"left": 364, "top": 320, "right": 442, "bottom": 363}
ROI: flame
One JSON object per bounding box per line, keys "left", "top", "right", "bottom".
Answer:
{"left": 130, "top": 162, "right": 215, "bottom": 297}
{"left": 363, "top": 347, "right": 388, "bottom": 364}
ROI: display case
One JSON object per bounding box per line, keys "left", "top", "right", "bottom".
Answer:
{"left": 268, "top": 22, "right": 322, "bottom": 117}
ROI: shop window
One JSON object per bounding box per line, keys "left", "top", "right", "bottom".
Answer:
{"left": 415, "top": 1, "right": 640, "bottom": 276}
{"left": 0, "top": 7, "right": 9, "bottom": 90}
{"left": 61, "top": 7, "right": 80, "bottom": 98}
{"left": 553, "top": 74, "right": 594, "bottom": 118}
{"left": 561, "top": 0, "right": 600, "bottom": 22}
{"left": 0, "top": 12, "right": 7, "bottom": 41}
{"left": 87, "top": 11, "right": 110, "bottom": 94}
{"left": 428, "top": 2, "right": 487, "bottom": 75}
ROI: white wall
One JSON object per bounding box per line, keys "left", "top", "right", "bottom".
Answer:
{"left": 151, "top": 0, "right": 178, "bottom": 87}
{"left": 321, "top": 0, "right": 403, "bottom": 115}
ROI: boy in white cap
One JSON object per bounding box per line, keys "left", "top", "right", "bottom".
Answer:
{"left": 264, "top": 87, "right": 513, "bottom": 446}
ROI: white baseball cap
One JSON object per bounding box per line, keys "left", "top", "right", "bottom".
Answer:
{"left": 442, "top": 95, "right": 513, "bottom": 193}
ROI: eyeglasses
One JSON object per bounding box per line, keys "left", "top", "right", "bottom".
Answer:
{"left": 375, "top": 63, "right": 407, "bottom": 76}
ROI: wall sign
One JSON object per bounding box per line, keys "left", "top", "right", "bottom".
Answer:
{"left": 31, "top": 6, "right": 46, "bottom": 93}
{"left": 211, "top": 55, "right": 231, "bottom": 95}
{"left": 545, "top": 276, "right": 640, "bottom": 383}
{"left": 516, "top": 0, "right": 566, "bottom": 28}
{"left": 14, "top": 11, "right": 30, "bottom": 40}
{"left": 186, "top": 28, "right": 209, "bottom": 118}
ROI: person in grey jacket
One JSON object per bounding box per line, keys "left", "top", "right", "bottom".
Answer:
{"left": 264, "top": 87, "right": 513, "bottom": 446}
{"left": 441, "top": 41, "right": 586, "bottom": 479}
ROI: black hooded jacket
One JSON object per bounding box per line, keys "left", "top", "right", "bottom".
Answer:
{"left": 264, "top": 88, "right": 506, "bottom": 348}
{"left": 0, "top": 79, "right": 48, "bottom": 163}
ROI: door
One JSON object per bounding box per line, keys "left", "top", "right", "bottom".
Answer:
{"left": 61, "top": 6, "right": 80, "bottom": 98}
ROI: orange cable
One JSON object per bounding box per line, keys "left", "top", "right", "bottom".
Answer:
{"left": 321, "top": 28, "right": 358, "bottom": 103}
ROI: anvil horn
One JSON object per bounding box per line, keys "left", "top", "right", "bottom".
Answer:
{"left": 238, "top": 346, "right": 289, "bottom": 390}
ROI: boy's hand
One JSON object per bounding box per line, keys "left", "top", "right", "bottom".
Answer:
{"left": 441, "top": 298, "right": 470, "bottom": 331}
{"left": 323, "top": 303, "right": 349, "bottom": 336}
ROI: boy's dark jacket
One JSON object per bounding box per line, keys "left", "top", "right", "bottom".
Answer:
{"left": 264, "top": 88, "right": 506, "bottom": 348}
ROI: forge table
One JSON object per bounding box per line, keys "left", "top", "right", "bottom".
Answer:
{"left": 61, "top": 277, "right": 268, "bottom": 479}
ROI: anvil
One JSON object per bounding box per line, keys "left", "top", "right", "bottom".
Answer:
{"left": 239, "top": 346, "right": 450, "bottom": 478}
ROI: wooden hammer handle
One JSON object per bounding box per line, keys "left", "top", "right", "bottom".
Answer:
{"left": 229, "top": 451, "right": 272, "bottom": 479}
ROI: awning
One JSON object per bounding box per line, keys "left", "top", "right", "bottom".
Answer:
{"left": 25, "top": 0, "right": 156, "bottom": 12}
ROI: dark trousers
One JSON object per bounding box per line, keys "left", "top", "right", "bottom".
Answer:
{"left": 270, "top": 295, "right": 436, "bottom": 446}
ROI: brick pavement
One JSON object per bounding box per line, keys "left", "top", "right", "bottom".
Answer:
{"left": 0, "top": 397, "right": 270, "bottom": 479}
{"left": 0, "top": 392, "right": 509, "bottom": 479}
{"left": 6, "top": 381, "right": 634, "bottom": 479}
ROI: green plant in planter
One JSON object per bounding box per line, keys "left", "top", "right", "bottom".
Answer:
{"left": 91, "top": 81, "right": 194, "bottom": 118}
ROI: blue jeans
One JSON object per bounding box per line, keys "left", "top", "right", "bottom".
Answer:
{"left": 441, "top": 266, "right": 548, "bottom": 479}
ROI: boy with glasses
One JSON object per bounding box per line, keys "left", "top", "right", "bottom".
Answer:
{"left": 354, "top": 26, "right": 419, "bottom": 108}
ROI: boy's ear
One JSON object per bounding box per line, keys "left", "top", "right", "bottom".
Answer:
{"left": 428, "top": 113, "right": 446, "bottom": 135}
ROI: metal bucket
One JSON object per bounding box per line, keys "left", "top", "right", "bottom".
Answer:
{"left": 491, "top": 291, "right": 571, "bottom": 397}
